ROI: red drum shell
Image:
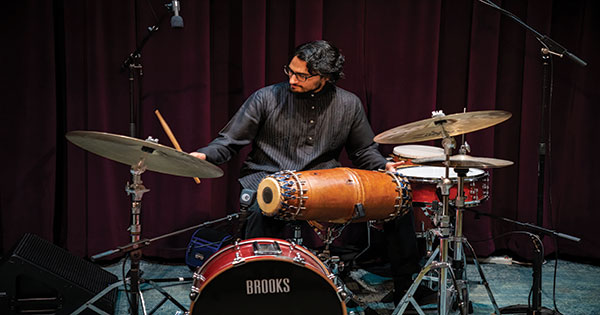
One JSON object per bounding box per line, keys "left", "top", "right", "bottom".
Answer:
{"left": 189, "top": 238, "right": 346, "bottom": 315}
{"left": 397, "top": 166, "right": 489, "bottom": 207}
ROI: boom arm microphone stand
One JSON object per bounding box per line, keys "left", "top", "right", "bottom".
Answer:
{"left": 71, "top": 213, "right": 241, "bottom": 315}
{"left": 117, "top": 2, "right": 182, "bottom": 313}
{"left": 476, "top": 0, "right": 587, "bottom": 230}
{"left": 120, "top": 7, "right": 170, "bottom": 138}
{"left": 463, "top": 207, "right": 580, "bottom": 314}
{"left": 475, "top": 2, "right": 585, "bottom": 313}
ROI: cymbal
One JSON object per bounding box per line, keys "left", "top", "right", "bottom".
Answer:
{"left": 374, "top": 110, "right": 512, "bottom": 144}
{"left": 412, "top": 154, "right": 514, "bottom": 169}
{"left": 66, "top": 131, "right": 223, "bottom": 178}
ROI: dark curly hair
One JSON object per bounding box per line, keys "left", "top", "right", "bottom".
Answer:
{"left": 293, "top": 40, "right": 345, "bottom": 83}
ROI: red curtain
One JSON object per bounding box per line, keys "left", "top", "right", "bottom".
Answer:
{"left": 2, "top": 0, "right": 598, "bottom": 263}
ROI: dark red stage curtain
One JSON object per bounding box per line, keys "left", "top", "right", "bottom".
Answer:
{"left": 2, "top": 0, "right": 599, "bottom": 262}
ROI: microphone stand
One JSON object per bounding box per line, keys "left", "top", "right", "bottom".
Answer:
{"left": 463, "top": 207, "right": 580, "bottom": 314}
{"left": 72, "top": 213, "right": 241, "bottom": 315}
{"left": 474, "top": 4, "right": 585, "bottom": 312}
{"left": 477, "top": 0, "right": 587, "bottom": 229}
{"left": 117, "top": 3, "right": 178, "bottom": 313}
{"left": 120, "top": 10, "right": 169, "bottom": 138}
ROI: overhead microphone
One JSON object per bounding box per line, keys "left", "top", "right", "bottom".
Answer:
{"left": 170, "top": 0, "right": 184, "bottom": 28}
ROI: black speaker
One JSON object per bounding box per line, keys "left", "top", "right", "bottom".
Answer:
{"left": 0, "top": 233, "right": 118, "bottom": 314}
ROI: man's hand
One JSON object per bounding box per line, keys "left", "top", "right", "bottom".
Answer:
{"left": 190, "top": 152, "right": 207, "bottom": 160}
{"left": 385, "top": 161, "right": 407, "bottom": 173}
{"left": 189, "top": 152, "right": 206, "bottom": 184}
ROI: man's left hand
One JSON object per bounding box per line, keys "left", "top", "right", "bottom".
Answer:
{"left": 385, "top": 161, "right": 407, "bottom": 173}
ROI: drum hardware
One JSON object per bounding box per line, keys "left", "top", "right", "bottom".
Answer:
{"left": 66, "top": 130, "right": 224, "bottom": 314}
{"left": 253, "top": 240, "right": 283, "bottom": 256}
{"left": 72, "top": 212, "right": 240, "bottom": 315}
{"left": 378, "top": 111, "right": 514, "bottom": 315}
{"left": 460, "top": 207, "right": 580, "bottom": 315}
{"left": 392, "top": 156, "right": 472, "bottom": 314}
{"left": 291, "top": 222, "right": 304, "bottom": 246}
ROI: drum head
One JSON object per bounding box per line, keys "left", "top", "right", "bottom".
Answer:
{"left": 397, "top": 165, "right": 484, "bottom": 179}
{"left": 257, "top": 177, "right": 283, "bottom": 216}
{"left": 393, "top": 145, "right": 444, "bottom": 159}
{"left": 192, "top": 259, "right": 345, "bottom": 315}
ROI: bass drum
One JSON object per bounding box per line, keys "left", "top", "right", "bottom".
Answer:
{"left": 189, "top": 238, "right": 347, "bottom": 315}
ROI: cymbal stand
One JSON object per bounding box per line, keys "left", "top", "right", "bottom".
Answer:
{"left": 73, "top": 212, "right": 242, "bottom": 314}
{"left": 125, "top": 159, "right": 150, "bottom": 314}
{"left": 393, "top": 130, "right": 462, "bottom": 315}
{"left": 451, "top": 141, "right": 470, "bottom": 313}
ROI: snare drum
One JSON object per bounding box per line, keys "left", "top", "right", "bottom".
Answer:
{"left": 256, "top": 168, "right": 412, "bottom": 224}
{"left": 189, "top": 238, "right": 347, "bottom": 315}
{"left": 397, "top": 166, "right": 489, "bottom": 207}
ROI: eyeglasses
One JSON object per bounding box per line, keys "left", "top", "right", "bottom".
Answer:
{"left": 283, "top": 65, "right": 318, "bottom": 82}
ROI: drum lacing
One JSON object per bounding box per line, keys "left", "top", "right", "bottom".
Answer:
{"left": 274, "top": 170, "right": 307, "bottom": 220}
{"left": 383, "top": 170, "right": 413, "bottom": 220}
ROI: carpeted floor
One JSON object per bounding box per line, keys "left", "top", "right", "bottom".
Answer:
{"left": 100, "top": 256, "right": 600, "bottom": 314}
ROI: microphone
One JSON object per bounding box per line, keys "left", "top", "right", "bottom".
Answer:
{"left": 240, "top": 189, "right": 257, "bottom": 210}
{"left": 170, "top": 0, "right": 184, "bottom": 28}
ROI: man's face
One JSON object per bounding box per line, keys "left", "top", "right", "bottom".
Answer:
{"left": 287, "top": 56, "right": 329, "bottom": 94}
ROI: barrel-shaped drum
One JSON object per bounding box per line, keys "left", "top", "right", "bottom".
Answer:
{"left": 256, "top": 168, "right": 412, "bottom": 224}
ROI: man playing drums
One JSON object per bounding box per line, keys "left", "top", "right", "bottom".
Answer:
{"left": 191, "top": 40, "right": 422, "bottom": 305}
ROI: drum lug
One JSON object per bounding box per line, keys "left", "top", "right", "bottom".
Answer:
{"left": 189, "top": 272, "right": 203, "bottom": 301}
{"left": 189, "top": 291, "right": 198, "bottom": 302}
{"left": 192, "top": 272, "right": 206, "bottom": 282}
{"left": 293, "top": 252, "right": 306, "bottom": 265}
{"left": 232, "top": 251, "right": 246, "bottom": 265}
{"left": 337, "top": 287, "right": 348, "bottom": 299}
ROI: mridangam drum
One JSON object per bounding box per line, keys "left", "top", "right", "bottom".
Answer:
{"left": 397, "top": 166, "right": 489, "bottom": 207}
{"left": 256, "top": 168, "right": 412, "bottom": 224}
{"left": 189, "top": 238, "right": 347, "bottom": 315}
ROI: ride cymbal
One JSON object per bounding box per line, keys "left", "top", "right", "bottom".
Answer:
{"left": 374, "top": 110, "right": 512, "bottom": 144}
{"left": 66, "top": 130, "right": 223, "bottom": 178}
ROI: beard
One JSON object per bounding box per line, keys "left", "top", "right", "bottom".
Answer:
{"left": 289, "top": 80, "right": 326, "bottom": 94}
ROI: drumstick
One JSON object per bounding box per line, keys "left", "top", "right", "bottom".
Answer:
{"left": 154, "top": 109, "right": 201, "bottom": 184}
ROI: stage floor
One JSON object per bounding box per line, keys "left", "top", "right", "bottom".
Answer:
{"left": 102, "top": 258, "right": 600, "bottom": 314}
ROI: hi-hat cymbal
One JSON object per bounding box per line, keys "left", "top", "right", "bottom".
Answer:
{"left": 412, "top": 154, "right": 514, "bottom": 169}
{"left": 66, "top": 131, "right": 223, "bottom": 178}
{"left": 374, "top": 110, "right": 512, "bottom": 144}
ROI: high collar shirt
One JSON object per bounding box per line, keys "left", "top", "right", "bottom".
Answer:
{"left": 197, "top": 82, "right": 388, "bottom": 190}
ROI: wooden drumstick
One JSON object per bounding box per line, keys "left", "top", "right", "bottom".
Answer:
{"left": 154, "top": 109, "right": 201, "bottom": 184}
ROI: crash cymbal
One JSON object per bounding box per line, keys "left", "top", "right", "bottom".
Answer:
{"left": 66, "top": 131, "right": 223, "bottom": 178}
{"left": 412, "top": 154, "right": 514, "bottom": 169}
{"left": 374, "top": 110, "right": 512, "bottom": 144}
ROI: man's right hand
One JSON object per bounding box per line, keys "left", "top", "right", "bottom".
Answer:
{"left": 190, "top": 152, "right": 207, "bottom": 160}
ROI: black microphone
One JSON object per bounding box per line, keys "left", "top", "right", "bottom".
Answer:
{"left": 240, "top": 189, "right": 257, "bottom": 210}
{"left": 170, "top": 0, "right": 184, "bottom": 28}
